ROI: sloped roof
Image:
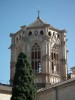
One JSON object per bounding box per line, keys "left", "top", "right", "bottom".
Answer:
{"left": 28, "top": 17, "right": 49, "bottom": 27}
{"left": 20, "top": 17, "right": 67, "bottom": 33}
{"left": 27, "top": 17, "right": 66, "bottom": 33}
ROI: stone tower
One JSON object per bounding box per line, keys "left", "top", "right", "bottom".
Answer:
{"left": 10, "top": 16, "right": 68, "bottom": 89}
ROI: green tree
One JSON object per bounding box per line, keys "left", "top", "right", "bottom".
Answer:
{"left": 11, "top": 52, "right": 36, "bottom": 100}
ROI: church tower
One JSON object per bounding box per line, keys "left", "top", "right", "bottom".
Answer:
{"left": 10, "top": 16, "right": 68, "bottom": 89}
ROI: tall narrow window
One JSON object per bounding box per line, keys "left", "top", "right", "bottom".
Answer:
{"left": 38, "top": 51, "right": 40, "bottom": 59}
{"left": 54, "top": 53, "right": 56, "bottom": 60}
{"left": 32, "top": 61, "right": 34, "bottom": 70}
{"left": 31, "top": 43, "right": 41, "bottom": 73}
{"left": 51, "top": 46, "right": 59, "bottom": 73}
{"left": 31, "top": 51, "right": 34, "bottom": 59}
{"left": 35, "top": 61, "right": 37, "bottom": 72}
{"left": 16, "top": 37, "right": 18, "bottom": 43}
{"left": 29, "top": 31, "right": 32, "bottom": 36}
{"left": 48, "top": 31, "right": 51, "bottom": 36}
{"left": 57, "top": 34, "right": 60, "bottom": 38}
{"left": 56, "top": 54, "right": 58, "bottom": 61}
{"left": 35, "top": 51, "right": 37, "bottom": 59}
{"left": 40, "top": 30, "right": 44, "bottom": 35}
{"left": 51, "top": 52, "right": 53, "bottom": 60}
{"left": 52, "top": 62, "right": 54, "bottom": 71}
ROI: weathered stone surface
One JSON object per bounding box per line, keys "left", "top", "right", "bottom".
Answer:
{"left": 0, "top": 78, "right": 75, "bottom": 100}
{"left": 10, "top": 18, "right": 68, "bottom": 89}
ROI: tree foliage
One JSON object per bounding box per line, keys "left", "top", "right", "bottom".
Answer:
{"left": 11, "top": 52, "right": 36, "bottom": 100}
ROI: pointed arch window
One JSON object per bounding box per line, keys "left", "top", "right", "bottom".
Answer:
{"left": 51, "top": 45, "right": 59, "bottom": 74}
{"left": 31, "top": 43, "right": 41, "bottom": 73}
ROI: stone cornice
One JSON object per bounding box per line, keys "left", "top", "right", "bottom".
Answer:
{"left": 37, "top": 78, "right": 75, "bottom": 93}
{"left": 26, "top": 25, "right": 49, "bottom": 30}
{"left": 0, "top": 84, "right": 12, "bottom": 94}
{"left": 48, "top": 26, "right": 67, "bottom": 33}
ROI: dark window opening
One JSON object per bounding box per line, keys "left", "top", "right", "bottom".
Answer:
{"left": 38, "top": 51, "right": 41, "bottom": 59}
{"left": 32, "top": 61, "right": 34, "bottom": 70}
{"left": 35, "top": 61, "right": 37, "bottom": 72}
{"left": 16, "top": 37, "right": 18, "bottom": 42}
{"left": 23, "top": 31, "right": 24, "bottom": 33}
{"left": 31, "top": 52, "right": 34, "bottom": 59}
{"left": 51, "top": 52, "right": 53, "bottom": 60}
{"left": 54, "top": 53, "right": 56, "bottom": 60}
{"left": 58, "top": 34, "right": 60, "bottom": 38}
{"left": 38, "top": 61, "right": 41, "bottom": 67}
{"left": 40, "top": 30, "right": 44, "bottom": 35}
{"left": 48, "top": 31, "right": 51, "bottom": 36}
{"left": 53, "top": 32, "right": 55, "bottom": 36}
{"left": 35, "top": 43, "right": 37, "bottom": 45}
{"left": 52, "top": 62, "right": 54, "bottom": 70}
{"left": 29, "top": 31, "right": 32, "bottom": 36}
{"left": 19, "top": 35, "right": 21, "bottom": 39}
{"left": 35, "top": 51, "right": 37, "bottom": 59}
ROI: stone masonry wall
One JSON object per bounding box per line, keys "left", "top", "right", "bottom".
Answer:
{"left": 0, "top": 78, "right": 75, "bottom": 100}
{"left": 36, "top": 78, "right": 75, "bottom": 100}
{"left": 0, "top": 84, "right": 12, "bottom": 100}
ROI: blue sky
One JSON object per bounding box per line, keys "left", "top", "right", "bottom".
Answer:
{"left": 0, "top": 0, "right": 75, "bottom": 84}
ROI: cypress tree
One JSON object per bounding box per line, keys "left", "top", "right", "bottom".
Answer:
{"left": 11, "top": 52, "right": 36, "bottom": 100}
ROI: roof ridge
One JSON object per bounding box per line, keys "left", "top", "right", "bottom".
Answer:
{"left": 28, "top": 17, "right": 48, "bottom": 27}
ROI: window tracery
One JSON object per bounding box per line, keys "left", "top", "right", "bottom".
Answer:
{"left": 51, "top": 45, "right": 59, "bottom": 74}
{"left": 31, "top": 43, "right": 41, "bottom": 73}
